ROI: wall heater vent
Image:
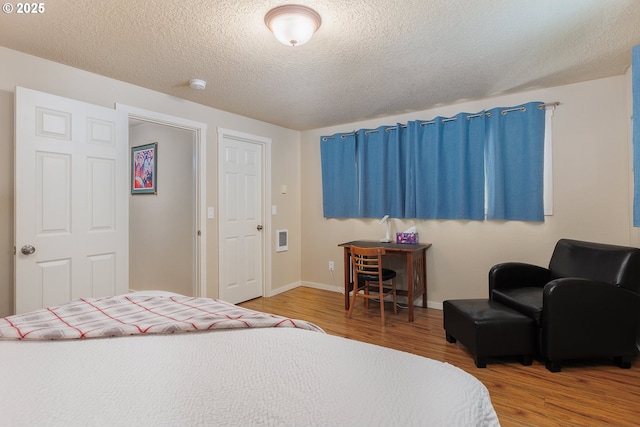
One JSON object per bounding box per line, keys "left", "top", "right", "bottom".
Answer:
{"left": 276, "top": 229, "right": 288, "bottom": 252}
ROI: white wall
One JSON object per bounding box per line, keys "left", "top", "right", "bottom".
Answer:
{"left": 0, "top": 46, "right": 302, "bottom": 316}
{"left": 300, "top": 76, "right": 634, "bottom": 307}
{"left": 129, "top": 122, "right": 195, "bottom": 296}
{"left": 0, "top": 90, "right": 13, "bottom": 317}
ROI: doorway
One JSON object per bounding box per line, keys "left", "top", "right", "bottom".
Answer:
{"left": 118, "top": 104, "right": 207, "bottom": 297}
{"left": 129, "top": 120, "right": 195, "bottom": 296}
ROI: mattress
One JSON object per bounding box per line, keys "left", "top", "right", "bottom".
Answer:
{"left": 0, "top": 293, "right": 499, "bottom": 426}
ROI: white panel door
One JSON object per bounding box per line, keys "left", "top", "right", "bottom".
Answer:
{"left": 15, "top": 87, "right": 128, "bottom": 314}
{"left": 219, "top": 136, "right": 263, "bottom": 303}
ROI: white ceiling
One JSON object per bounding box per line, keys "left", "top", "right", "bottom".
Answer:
{"left": 1, "top": 0, "right": 640, "bottom": 131}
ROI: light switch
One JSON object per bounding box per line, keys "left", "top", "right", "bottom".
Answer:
{"left": 281, "top": 185, "right": 287, "bottom": 194}
{"left": 272, "top": 205, "right": 277, "bottom": 215}
{"left": 207, "top": 207, "right": 215, "bottom": 219}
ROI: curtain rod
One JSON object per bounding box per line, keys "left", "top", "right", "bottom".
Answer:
{"left": 322, "top": 102, "right": 560, "bottom": 140}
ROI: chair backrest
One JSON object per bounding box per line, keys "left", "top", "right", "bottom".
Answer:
{"left": 351, "top": 246, "right": 386, "bottom": 278}
{"left": 549, "top": 239, "right": 640, "bottom": 294}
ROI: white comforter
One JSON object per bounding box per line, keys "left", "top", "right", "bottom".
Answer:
{"left": 0, "top": 326, "right": 499, "bottom": 426}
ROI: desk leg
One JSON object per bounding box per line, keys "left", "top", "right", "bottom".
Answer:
{"left": 406, "top": 253, "right": 414, "bottom": 322}
{"left": 406, "top": 249, "right": 427, "bottom": 322}
{"left": 343, "top": 247, "right": 350, "bottom": 310}
{"left": 421, "top": 249, "right": 427, "bottom": 308}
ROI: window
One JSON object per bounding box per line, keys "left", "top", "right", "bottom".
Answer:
{"left": 321, "top": 102, "right": 551, "bottom": 222}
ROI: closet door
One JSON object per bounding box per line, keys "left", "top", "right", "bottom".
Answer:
{"left": 219, "top": 133, "right": 263, "bottom": 304}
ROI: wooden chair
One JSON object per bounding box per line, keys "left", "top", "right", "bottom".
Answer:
{"left": 347, "top": 245, "right": 397, "bottom": 325}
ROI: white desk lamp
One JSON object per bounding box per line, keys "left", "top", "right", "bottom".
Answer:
{"left": 379, "top": 215, "right": 391, "bottom": 243}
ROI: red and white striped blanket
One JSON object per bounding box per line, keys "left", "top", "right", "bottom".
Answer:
{"left": 0, "top": 295, "right": 324, "bottom": 340}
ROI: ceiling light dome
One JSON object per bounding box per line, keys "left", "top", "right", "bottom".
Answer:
{"left": 265, "top": 5, "right": 321, "bottom": 47}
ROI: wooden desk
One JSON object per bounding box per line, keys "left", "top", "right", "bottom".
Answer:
{"left": 338, "top": 240, "right": 431, "bottom": 322}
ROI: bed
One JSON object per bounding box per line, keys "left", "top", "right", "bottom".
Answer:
{"left": 0, "top": 292, "right": 499, "bottom": 426}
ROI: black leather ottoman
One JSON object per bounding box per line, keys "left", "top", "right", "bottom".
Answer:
{"left": 443, "top": 299, "right": 535, "bottom": 368}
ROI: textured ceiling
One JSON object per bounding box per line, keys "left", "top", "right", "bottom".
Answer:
{"left": 1, "top": 0, "right": 640, "bottom": 130}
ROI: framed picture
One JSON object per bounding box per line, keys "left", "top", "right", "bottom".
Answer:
{"left": 131, "top": 142, "right": 157, "bottom": 194}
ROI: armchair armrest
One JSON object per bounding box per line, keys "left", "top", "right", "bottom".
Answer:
{"left": 489, "top": 262, "right": 550, "bottom": 294}
{"left": 542, "top": 277, "right": 640, "bottom": 359}
{"left": 543, "top": 278, "right": 640, "bottom": 321}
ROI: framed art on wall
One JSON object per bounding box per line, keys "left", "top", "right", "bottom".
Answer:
{"left": 131, "top": 142, "right": 157, "bottom": 194}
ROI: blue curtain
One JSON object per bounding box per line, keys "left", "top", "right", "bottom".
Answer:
{"left": 357, "top": 126, "right": 407, "bottom": 218}
{"left": 320, "top": 132, "right": 358, "bottom": 217}
{"left": 411, "top": 113, "right": 485, "bottom": 219}
{"left": 320, "top": 102, "right": 546, "bottom": 222}
{"left": 633, "top": 45, "right": 640, "bottom": 226}
{"left": 485, "top": 102, "right": 546, "bottom": 221}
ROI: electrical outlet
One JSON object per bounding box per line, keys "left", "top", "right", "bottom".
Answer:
{"left": 329, "top": 261, "right": 334, "bottom": 271}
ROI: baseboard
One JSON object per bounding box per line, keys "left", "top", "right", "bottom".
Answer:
{"left": 427, "top": 301, "right": 443, "bottom": 310}
{"left": 300, "top": 281, "right": 344, "bottom": 294}
{"left": 270, "top": 281, "right": 342, "bottom": 297}
{"left": 267, "top": 281, "right": 301, "bottom": 297}
{"left": 274, "top": 281, "right": 442, "bottom": 310}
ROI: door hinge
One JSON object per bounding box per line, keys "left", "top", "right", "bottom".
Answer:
{"left": 197, "top": 230, "right": 201, "bottom": 236}
{"left": 13, "top": 246, "right": 16, "bottom": 255}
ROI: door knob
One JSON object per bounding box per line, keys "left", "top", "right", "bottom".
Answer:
{"left": 256, "top": 225, "right": 263, "bottom": 231}
{"left": 21, "top": 245, "right": 36, "bottom": 255}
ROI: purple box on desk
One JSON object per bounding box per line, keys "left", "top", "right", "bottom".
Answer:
{"left": 396, "top": 232, "right": 418, "bottom": 244}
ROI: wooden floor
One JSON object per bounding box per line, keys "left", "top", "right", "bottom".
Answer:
{"left": 240, "top": 286, "right": 640, "bottom": 427}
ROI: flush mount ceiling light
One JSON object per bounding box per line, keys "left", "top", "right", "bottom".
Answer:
{"left": 264, "top": 4, "right": 321, "bottom": 47}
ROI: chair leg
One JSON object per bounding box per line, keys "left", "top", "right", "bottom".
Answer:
{"left": 347, "top": 282, "right": 359, "bottom": 319}
{"left": 613, "top": 356, "right": 632, "bottom": 369}
{"left": 474, "top": 356, "right": 487, "bottom": 368}
{"left": 378, "top": 281, "right": 385, "bottom": 326}
{"left": 521, "top": 355, "right": 533, "bottom": 366}
{"left": 364, "top": 280, "right": 369, "bottom": 309}
{"left": 349, "top": 277, "right": 397, "bottom": 326}
{"left": 445, "top": 332, "right": 456, "bottom": 343}
{"left": 392, "top": 278, "right": 397, "bottom": 314}
{"left": 545, "top": 360, "right": 562, "bottom": 372}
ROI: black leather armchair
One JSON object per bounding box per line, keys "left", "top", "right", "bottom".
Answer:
{"left": 489, "top": 239, "right": 640, "bottom": 372}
